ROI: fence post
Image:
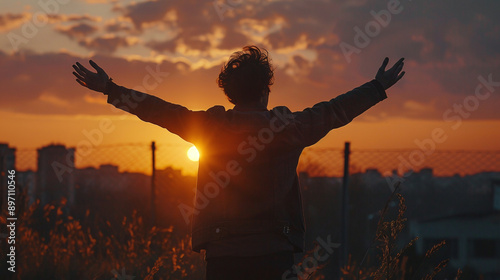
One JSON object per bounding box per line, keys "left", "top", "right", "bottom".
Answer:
{"left": 340, "top": 141, "right": 350, "bottom": 269}
{"left": 151, "top": 141, "right": 156, "bottom": 226}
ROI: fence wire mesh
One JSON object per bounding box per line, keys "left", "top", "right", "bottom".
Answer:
{"left": 14, "top": 142, "right": 198, "bottom": 175}
{"left": 14, "top": 143, "right": 500, "bottom": 177}
{"left": 299, "top": 148, "right": 500, "bottom": 177}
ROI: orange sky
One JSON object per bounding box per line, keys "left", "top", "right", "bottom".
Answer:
{"left": 0, "top": 0, "right": 499, "bottom": 174}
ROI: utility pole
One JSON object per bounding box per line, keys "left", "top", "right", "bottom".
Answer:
{"left": 340, "top": 141, "right": 350, "bottom": 269}
{"left": 151, "top": 141, "right": 156, "bottom": 227}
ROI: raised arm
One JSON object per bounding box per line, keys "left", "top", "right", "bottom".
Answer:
{"left": 72, "top": 60, "right": 208, "bottom": 143}
{"left": 291, "top": 57, "right": 405, "bottom": 147}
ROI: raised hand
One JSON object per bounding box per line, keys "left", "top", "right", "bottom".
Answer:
{"left": 72, "top": 60, "right": 109, "bottom": 93}
{"left": 375, "top": 57, "right": 405, "bottom": 90}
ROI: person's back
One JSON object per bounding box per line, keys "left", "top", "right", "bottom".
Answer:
{"left": 72, "top": 45, "right": 405, "bottom": 279}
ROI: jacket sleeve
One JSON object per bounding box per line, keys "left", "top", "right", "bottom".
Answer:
{"left": 292, "top": 79, "right": 387, "bottom": 147}
{"left": 105, "top": 81, "right": 209, "bottom": 143}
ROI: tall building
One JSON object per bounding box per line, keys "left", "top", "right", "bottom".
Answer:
{"left": 18, "top": 170, "right": 36, "bottom": 207}
{"left": 0, "top": 143, "right": 16, "bottom": 212}
{"left": 37, "top": 144, "right": 75, "bottom": 208}
{"left": 410, "top": 211, "right": 500, "bottom": 278}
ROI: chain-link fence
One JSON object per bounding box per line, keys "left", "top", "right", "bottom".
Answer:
{"left": 299, "top": 147, "right": 500, "bottom": 177}
{"left": 11, "top": 141, "right": 500, "bottom": 230}
{"left": 14, "top": 142, "right": 500, "bottom": 177}
{"left": 14, "top": 142, "right": 199, "bottom": 175}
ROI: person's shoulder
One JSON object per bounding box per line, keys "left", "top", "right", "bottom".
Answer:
{"left": 206, "top": 105, "right": 227, "bottom": 115}
{"left": 270, "top": 105, "right": 293, "bottom": 113}
{"left": 270, "top": 105, "right": 296, "bottom": 117}
{"left": 269, "top": 106, "right": 297, "bottom": 124}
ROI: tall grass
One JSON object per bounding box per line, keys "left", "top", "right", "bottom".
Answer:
{"left": 300, "top": 183, "right": 462, "bottom": 280}
{"left": 1, "top": 183, "right": 463, "bottom": 279}
{"left": 0, "top": 198, "right": 204, "bottom": 280}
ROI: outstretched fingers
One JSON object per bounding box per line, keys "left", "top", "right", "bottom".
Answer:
{"left": 396, "top": 71, "right": 405, "bottom": 83}
{"left": 72, "top": 65, "right": 88, "bottom": 88}
{"left": 377, "top": 57, "right": 389, "bottom": 75}
{"left": 72, "top": 62, "right": 93, "bottom": 88}
{"left": 75, "top": 79, "right": 87, "bottom": 88}
{"left": 394, "top": 63, "right": 404, "bottom": 78}
{"left": 89, "top": 60, "right": 105, "bottom": 74}
{"left": 72, "top": 70, "right": 85, "bottom": 81}
{"left": 391, "top": 58, "right": 404, "bottom": 72}
{"left": 72, "top": 64, "right": 87, "bottom": 78}
{"left": 75, "top": 62, "right": 92, "bottom": 75}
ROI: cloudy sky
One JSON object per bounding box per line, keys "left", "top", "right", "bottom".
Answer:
{"left": 1, "top": 0, "right": 499, "bottom": 169}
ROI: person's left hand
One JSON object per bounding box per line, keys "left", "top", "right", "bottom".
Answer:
{"left": 375, "top": 57, "right": 405, "bottom": 90}
{"left": 72, "top": 60, "right": 109, "bottom": 93}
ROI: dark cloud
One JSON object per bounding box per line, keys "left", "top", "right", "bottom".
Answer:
{"left": 47, "top": 14, "right": 101, "bottom": 23}
{"left": 0, "top": 51, "right": 188, "bottom": 115}
{"left": 111, "top": 0, "right": 340, "bottom": 53}
{"left": 79, "top": 36, "right": 133, "bottom": 53}
{"left": 257, "top": 1, "right": 340, "bottom": 47}
{"left": 0, "top": 51, "right": 93, "bottom": 115}
{"left": 218, "top": 27, "right": 249, "bottom": 50}
{"left": 330, "top": 0, "right": 500, "bottom": 95}
{"left": 123, "top": 0, "right": 172, "bottom": 29}
{"left": 56, "top": 22, "right": 98, "bottom": 39}
{"left": 105, "top": 20, "right": 133, "bottom": 33}
{"left": 123, "top": 0, "right": 224, "bottom": 52}
{"left": 50, "top": 15, "right": 137, "bottom": 54}
{"left": 146, "top": 38, "right": 177, "bottom": 53}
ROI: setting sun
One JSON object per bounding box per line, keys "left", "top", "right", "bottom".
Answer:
{"left": 187, "top": 146, "right": 200, "bottom": 161}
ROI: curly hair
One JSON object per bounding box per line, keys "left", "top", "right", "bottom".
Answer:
{"left": 217, "top": 46, "right": 274, "bottom": 105}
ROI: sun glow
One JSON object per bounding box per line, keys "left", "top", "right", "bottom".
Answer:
{"left": 187, "top": 146, "right": 200, "bottom": 161}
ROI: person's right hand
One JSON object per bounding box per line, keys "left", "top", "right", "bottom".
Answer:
{"left": 72, "top": 60, "right": 109, "bottom": 93}
{"left": 375, "top": 57, "right": 405, "bottom": 90}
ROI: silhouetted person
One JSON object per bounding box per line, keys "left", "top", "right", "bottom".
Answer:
{"left": 73, "top": 46, "right": 405, "bottom": 280}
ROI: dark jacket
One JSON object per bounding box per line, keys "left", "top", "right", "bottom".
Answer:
{"left": 105, "top": 79, "right": 386, "bottom": 254}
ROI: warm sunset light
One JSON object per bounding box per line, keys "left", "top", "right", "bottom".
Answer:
{"left": 1, "top": 1, "right": 499, "bottom": 278}
{"left": 187, "top": 146, "right": 200, "bottom": 161}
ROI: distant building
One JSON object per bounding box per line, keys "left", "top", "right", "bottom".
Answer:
{"left": 156, "top": 166, "right": 196, "bottom": 197}
{"left": 0, "top": 143, "right": 16, "bottom": 212}
{"left": 409, "top": 211, "right": 500, "bottom": 278}
{"left": 409, "top": 178, "right": 500, "bottom": 279}
{"left": 76, "top": 164, "right": 128, "bottom": 192}
{"left": 37, "top": 144, "right": 75, "bottom": 208}
{"left": 18, "top": 170, "right": 36, "bottom": 207}
{"left": 360, "top": 168, "right": 385, "bottom": 190}
{"left": 157, "top": 166, "right": 183, "bottom": 181}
